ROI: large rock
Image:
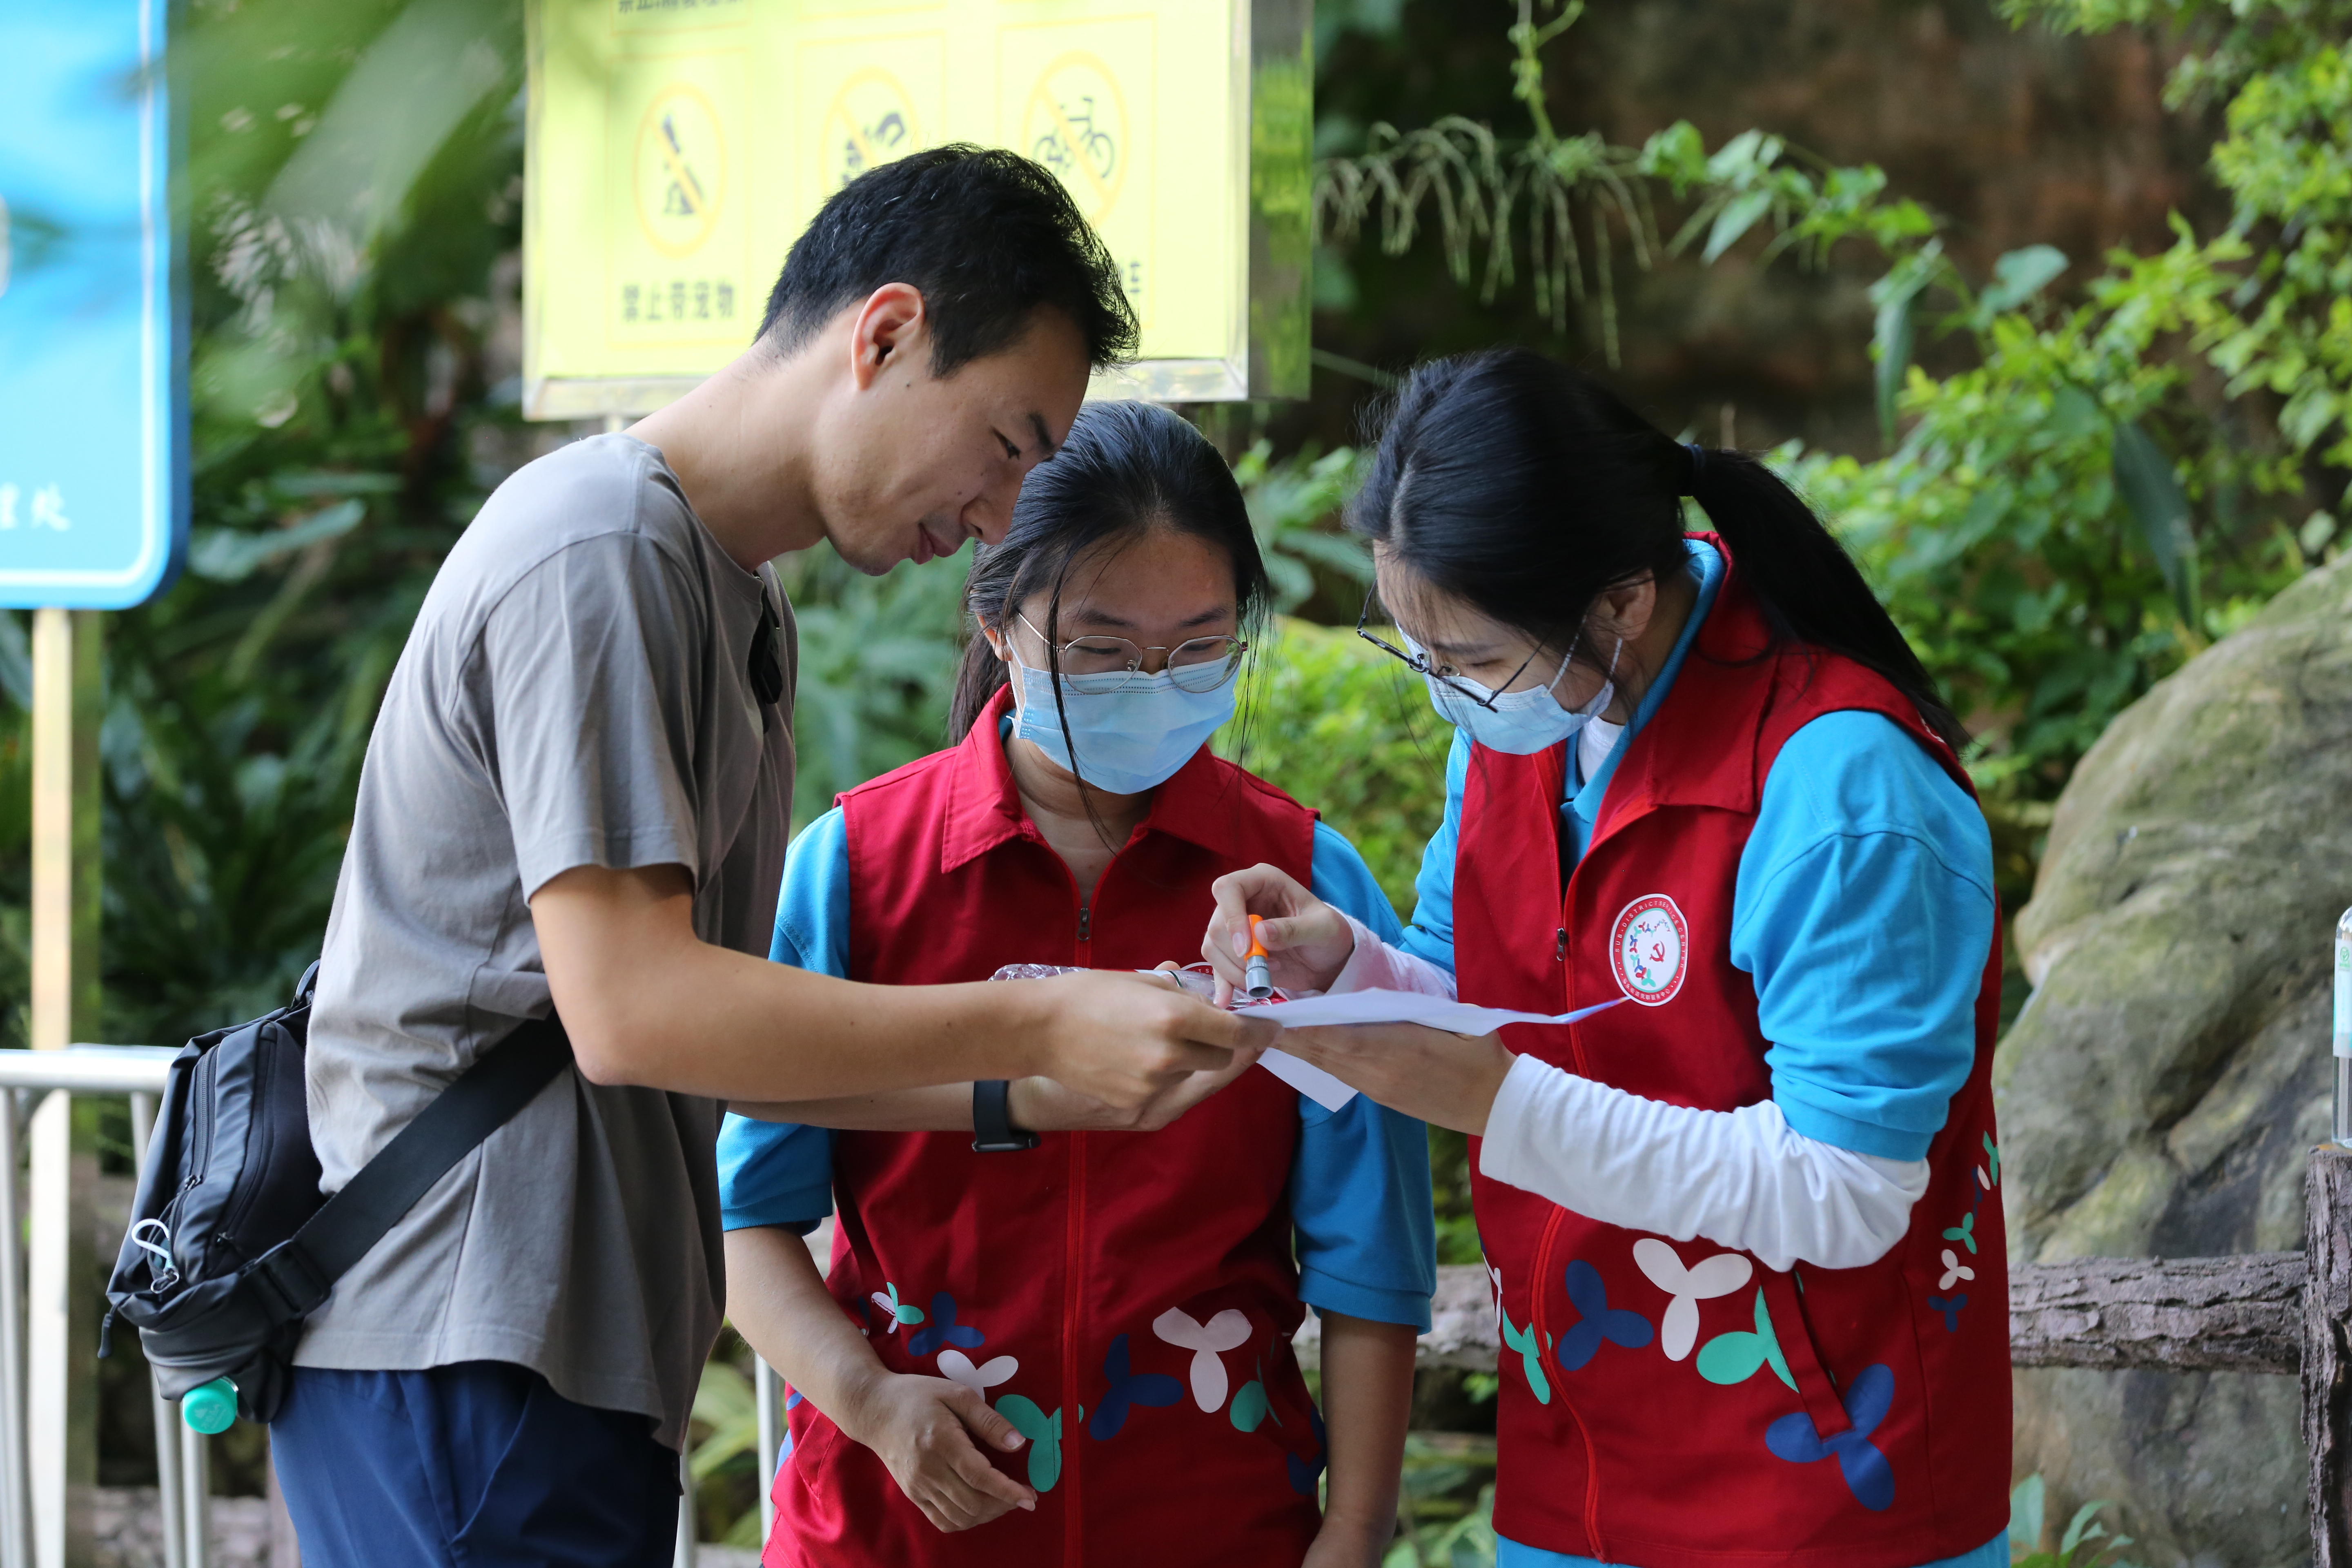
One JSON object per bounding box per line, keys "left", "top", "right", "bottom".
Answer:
{"left": 1998, "top": 552, "right": 2352, "bottom": 1565}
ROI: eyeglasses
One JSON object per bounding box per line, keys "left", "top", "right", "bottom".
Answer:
{"left": 1015, "top": 613, "right": 1248, "bottom": 694}
{"left": 1353, "top": 588, "right": 1543, "bottom": 713}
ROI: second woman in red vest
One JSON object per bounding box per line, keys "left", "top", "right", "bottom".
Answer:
{"left": 1203, "top": 352, "right": 2011, "bottom": 1568}
{"left": 717, "top": 400, "right": 1436, "bottom": 1568}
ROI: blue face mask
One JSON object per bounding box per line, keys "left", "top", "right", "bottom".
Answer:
{"left": 1410, "top": 633, "right": 1619, "bottom": 755}
{"left": 1009, "top": 657, "right": 1237, "bottom": 795}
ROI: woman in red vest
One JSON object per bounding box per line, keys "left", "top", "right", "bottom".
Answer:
{"left": 1204, "top": 352, "right": 2010, "bottom": 1568}
{"left": 718, "top": 400, "right": 1436, "bottom": 1568}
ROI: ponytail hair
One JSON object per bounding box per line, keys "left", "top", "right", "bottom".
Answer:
{"left": 947, "top": 399, "right": 1272, "bottom": 742}
{"left": 1350, "top": 349, "right": 1966, "bottom": 753}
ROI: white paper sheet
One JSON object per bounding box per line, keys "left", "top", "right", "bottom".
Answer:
{"left": 1247, "top": 991, "right": 1625, "bottom": 1110}
{"left": 1248, "top": 988, "right": 1626, "bottom": 1036}
{"left": 1257, "top": 1048, "right": 1361, "bottom": 1112}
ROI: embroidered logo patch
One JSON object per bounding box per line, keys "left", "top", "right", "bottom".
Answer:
{"left": 1609, "top": 894, "right": 1688, "bottom": 1005}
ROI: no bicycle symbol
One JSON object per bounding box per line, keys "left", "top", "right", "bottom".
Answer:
{"left": 635, "top": 83, "right": 726, "bottom": 258}
{"left": 1022, "top": 53, "right": 1128, "bottom": 222}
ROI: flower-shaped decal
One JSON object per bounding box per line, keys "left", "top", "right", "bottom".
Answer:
{"left": 1937, "top": 1248, "right": 1976, "bottom": 1292}
{"left": 1087, "top": 1333, "right": 1182, "bottom": 1441}
{"left": 996, "top": 1396, "right": 1062, "bottom": 1492}
{"left": 1152, "top": 1307, "right": 1253, "bottom": 1412}
{"left": 937, "top": 1350, "right": 1018, "bottom": 1397}
{"left": 1558, "top": 1258, "right": 1654, "bottom": 1372}
{"left": 869, "top": 1283, "right": 925, "bottom": 1334}
{"left": 1696, "top": 1289, "right": 1795, "bottom": 1391}
{"left": 1286, "top": 1407, "right": 1328, "bottom": 1496}
{"left": 907, "top": 1293, "right": 985, "bottom": 1358}
{"left": 1764, "top": 1361, "right": 1897, "bottom": 1512}
{"left": 1942, "top": 1212, "right": 1978, "bottom": 1255}
{"left": 1499, "top": 1305, "right": 1552, "bottom": 1404}
{"left": 1927, "top": 1294, "right": 1967, "bottom": 1332}
{"left": 1633, "top": 1238, "right": 1753, "bottom": 1361}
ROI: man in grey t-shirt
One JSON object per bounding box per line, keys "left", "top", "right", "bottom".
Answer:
{"left": 272, "top": 149, "right": 1276, "bottom": 1568}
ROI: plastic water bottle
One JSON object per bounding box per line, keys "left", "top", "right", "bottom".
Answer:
{"left": 2335, "top": 904, "right": 2352, "bottom": 1147}
{"left": 182, "top": 1376, "right": 236, "bottom": 1434}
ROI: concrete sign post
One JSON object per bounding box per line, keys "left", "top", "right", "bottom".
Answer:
{"left": 0, "top": 3, "right": 186, "bottom": 1564}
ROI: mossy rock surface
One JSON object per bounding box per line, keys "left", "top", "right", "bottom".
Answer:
{"left": 1999, "top": 552, "right": 2352, "bottom": 1566}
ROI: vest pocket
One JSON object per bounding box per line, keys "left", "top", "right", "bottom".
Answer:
{"left": 1759, "top": 1267, "right": 1851, "bottom": 1438}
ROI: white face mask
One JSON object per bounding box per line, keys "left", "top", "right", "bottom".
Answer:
{"left": 1410, "top": 633, "right": 1620, "bottom": 755}
{"left": 1007, "top": 656, "right": 1238, "bottom": 795}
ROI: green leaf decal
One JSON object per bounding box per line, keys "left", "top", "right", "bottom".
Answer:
{"left": 996, "top": 1397, "right": 1062, "bottom": 1493}
{"left": 1695, "top": 1289, "right": 1795, "bottom": 1391}
{"left": 1229, "top": 1379, "right": 1270, "bottom": 1432}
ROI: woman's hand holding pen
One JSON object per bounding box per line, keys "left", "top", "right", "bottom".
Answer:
{"left": 1202, "top": 864, "right": 1357, "bottom": 1002}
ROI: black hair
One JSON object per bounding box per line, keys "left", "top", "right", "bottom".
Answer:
{"left": 1350, "top": 349, "right": 1967, "bottom": 752}
{"left": 758, "top": 145, "right": 1138, "bottom": 374}
{"left": 948, "top": 401, "right": 1272, "bottom": 783}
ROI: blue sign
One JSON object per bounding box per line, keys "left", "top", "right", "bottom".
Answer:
{"left": 0, "top": 0, "right": 184, "bottom": 610}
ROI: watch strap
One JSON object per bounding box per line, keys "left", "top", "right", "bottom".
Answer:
{"left": 971, "top": 1079, "right": 1040, "bottom": 1152}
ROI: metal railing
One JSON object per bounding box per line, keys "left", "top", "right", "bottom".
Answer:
{"left": 0, "top": 1045, "right": 200, "bottom": 1568}
{"left": 0, "top": 1045, "right": 791, "bottom": 1568}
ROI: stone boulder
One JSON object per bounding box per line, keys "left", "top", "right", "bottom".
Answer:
{"left": 1998, "top": 551, "right": 2352, "bottom": 1565}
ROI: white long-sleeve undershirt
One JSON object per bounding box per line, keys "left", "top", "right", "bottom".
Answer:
{"left": 1327, "top": 915, "right": 1930, "bottom": 1272}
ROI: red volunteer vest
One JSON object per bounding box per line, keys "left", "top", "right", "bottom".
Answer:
{"left": 1459, "top": 541, "right": 2009, "bottom": 1568}
{"left": 766, "top": 686, "right": 1328, "bottom": 1568}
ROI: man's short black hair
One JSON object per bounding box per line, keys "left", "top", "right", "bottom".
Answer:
{"left": 758, "top": 145, "right": 1139, "bottom": 374}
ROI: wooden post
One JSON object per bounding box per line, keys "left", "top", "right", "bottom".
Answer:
{"left": 27, "top": 607, "right": 102, "bottom": 1568}
{"left": 2308, "top": 1145, "right": 2352, "bottom": 1566}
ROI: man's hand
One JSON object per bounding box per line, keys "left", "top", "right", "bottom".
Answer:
{"left": 838, "top": 1372, "right": 1036, "bottom": 1534}
{"left": 1277, "top": 1023, "right": 1516, "bottom": 1136}
{"left": 1021, "top": 969, "right": 1279, "bottom": 1114}
{"left": 1202, "top": 864, "right": 1357, "bottom": 1002}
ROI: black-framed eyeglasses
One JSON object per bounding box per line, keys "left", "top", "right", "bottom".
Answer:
{"left": 1353, "top": 588, "right": 1542, "bottom": 713}
{"left": 1016, "top": 613, "right": 1249, "bottom": 694}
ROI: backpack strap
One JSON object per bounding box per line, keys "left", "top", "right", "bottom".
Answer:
{"left": 245, "top": 1015, "right": 573, "bottom": 1325}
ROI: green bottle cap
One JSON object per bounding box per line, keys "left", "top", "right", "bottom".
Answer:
{"left": 182, "top": 1377, "right": 236, "bottom": 1435}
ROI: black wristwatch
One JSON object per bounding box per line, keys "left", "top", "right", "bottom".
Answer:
{"left": 972, "top": 1080, "right": 1040, "bottom": 1152}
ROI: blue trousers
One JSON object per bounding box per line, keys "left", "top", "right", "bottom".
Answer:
{"left": 271, "top": 1362, "right": 680, "bottom": 1568}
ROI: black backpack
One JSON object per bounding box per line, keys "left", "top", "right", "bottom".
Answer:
{"left": 103, "top": 962, "right": 572, "bottom": 1422}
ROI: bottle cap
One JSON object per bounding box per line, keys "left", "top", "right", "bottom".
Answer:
{"left": 183, "top": 1377, "right": 237, "bottom": 1435}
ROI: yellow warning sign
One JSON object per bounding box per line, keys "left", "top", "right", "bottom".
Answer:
{"left": 525, "top": 0, "right": 1307, "bottom": 411}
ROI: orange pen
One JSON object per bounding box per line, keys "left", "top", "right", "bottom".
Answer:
{"left": 1244, "top": 914, "right": 1274, "bottom": 1000}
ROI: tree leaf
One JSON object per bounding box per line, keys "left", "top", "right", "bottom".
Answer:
{"left": 1975, "top": 245, "right": 2069, "bottom": 325}
{"left": 1702, "top": 189, "right": 1773, "bottom": 263}
{"left": 2109, "top": 419, "right": 2201, "bottom": 628}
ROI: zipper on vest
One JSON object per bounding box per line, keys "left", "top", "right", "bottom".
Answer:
{"left": 1528, "top": 1206, "right": 1610, "bottom": 1562}
{"left": 1062, "top": 1130, "right": 1087, "bottom": 1564}
{"left": 1077, "top": 903, "right": 1092, "bottom": 944}
{"left": 1552, "top": 928, "right": 1567, "bottom": 963}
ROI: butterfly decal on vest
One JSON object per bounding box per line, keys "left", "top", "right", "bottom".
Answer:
{"left": 996, "top": 1396, "right": 1063, "bottom": 1492}
{"left": 1088, "top": 1333, "right": 1183, "bottom": 1440}
{"left": 1695, "top": 1288, "right": 1795, "bottom": 1390}
{"left": 1633, "top": 1238, "right": 1753, "bottom": 1361}
{"left": 1286, "top": 1406, "right": 1328, "bottom": 1496}
{"left": 907, "top": 1293, "right": 985, "bottom": 1358}
{"left": 937, "top": 1350, "right": 1019, "bottom": 1397}
{"left": 1764, "top": 1361, "right": 1897, "bottom": 1512}
{"left": 1488, "top": 1266, "right": 1552, "bottom": 1403}
{"left": 869, "top": 1282, "right": 924, "bottom": 1334}
{"left": 1152, "top": 1307, "right": 1253, "bottom": 1412}
{"left": 1557, "top": 1258, "right": 1653, "bottom": 1372}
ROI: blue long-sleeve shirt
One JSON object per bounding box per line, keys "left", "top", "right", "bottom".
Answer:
{"left": 717, "top": 811, "right": 1439, "bottom": 1330}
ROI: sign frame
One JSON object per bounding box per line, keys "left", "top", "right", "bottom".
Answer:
{"left": 0, "top": 0, "right": 187, "bottom": 610}
{"left": 520, "top": 0, "right": 1310, "bottom": 417}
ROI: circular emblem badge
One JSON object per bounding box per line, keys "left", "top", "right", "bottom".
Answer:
{"left": 1609, "top": 894, "right": 1688, "bottom": 1007}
